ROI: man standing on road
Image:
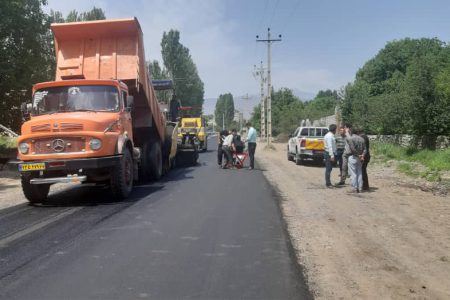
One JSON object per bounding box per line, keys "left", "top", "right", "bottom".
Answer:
{"left": 246, "top": 122, "right": 257, "bottom": 170}
{"left": 324, "top": 124, "right": 337, "bottom": 188}
{"left": 217, "top": 129, "right": 228, "bottom": 167}
{"left": 338, "top": 123, "right": 353, "bottom": 185}
{"left": 335, "top": 126, "right": 346, "bottom": 179}
{"left": 360, "top": 129, "right": 371, "bottom": 191}
{"left": 345, "top": 127, "right": 366, "bottom": 193}
{"left": 222, "top": 129, "right": 236, "bottom": 169}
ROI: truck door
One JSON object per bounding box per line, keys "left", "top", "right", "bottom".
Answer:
{"left": 121, "top": 90, "right": 133, "bottom": 140}
{"left": 289, "top": 128, "right": 299, "bottom": 152}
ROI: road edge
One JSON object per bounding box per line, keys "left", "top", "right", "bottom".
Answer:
{"left": 257, "top": 161, "right": 314, "bottom": 299}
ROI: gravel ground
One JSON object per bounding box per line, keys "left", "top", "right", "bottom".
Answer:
{"left": 0, "top": 169, "right": 76, "bottom": 209}
{"left": 258, "top": 143, "right": 450, "bottom": 299}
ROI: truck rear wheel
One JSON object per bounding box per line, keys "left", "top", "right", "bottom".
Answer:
{"left": 139, "top": 141, "right": 162, "bottom": 181}
{"left": 110, "top": 148, "right": 133, "bottom": 199}
{"left": 21, "top": 175, "right": 50, "bottom": 204}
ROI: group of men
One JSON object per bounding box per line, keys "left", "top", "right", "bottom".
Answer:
{"left": 217, "top": 123, "right": 257, "bottom": 170}
{"left": 324, "top": 123, "right": 370, "bottom": 193}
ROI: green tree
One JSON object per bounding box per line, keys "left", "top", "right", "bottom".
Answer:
{"left": 161, "top": 30, "right": 204, "bottom": 114}
{"left": 250, "top": 88, "right": 304, "bottom": 136}
{"left": 214, "top": 93, "right": 235, "bottom": 130}
{"left": 65, "top": 7, "right": 105, "bottom": 22}
{"left": 0, "top": 0, "right": 53, "bottom": 131}
{"left": 341, "top": 38, "right": 450, "bottom": 145}
{"left": 303, "top": 89, "right": 338, "bottom": 122}
{"left": 271, "top": 88, "right": 304, "bottom": 136}
{"left": 148, "top": 60, "right": 168, "bottom": 80}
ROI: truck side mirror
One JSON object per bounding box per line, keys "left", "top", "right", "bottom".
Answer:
{"left": 21, "top": 102, "right": 32, "bottom": 121}
{"left": 126, "top": 96, "right": 134, "bottom": 112}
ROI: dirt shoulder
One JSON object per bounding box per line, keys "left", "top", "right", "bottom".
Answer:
{"left": 258, "top": 143, "right": 450, "bottom": 299}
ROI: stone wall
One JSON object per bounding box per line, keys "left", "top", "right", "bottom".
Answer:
{"left": 367, "top": 135, "right": 450, "bottom": 150}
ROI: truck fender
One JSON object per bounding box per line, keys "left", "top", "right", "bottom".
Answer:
{"left": 116, "top": 133, "right": 132, "bottom": 155}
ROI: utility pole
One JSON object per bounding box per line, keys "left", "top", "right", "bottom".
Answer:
{"left": 253, "top": 62, "right": 266, "bottom": 140}
{"left": 222, "top": 113, "right": 225, "bottom": 129}
{"left": 257, "top": 28, "right": 281, "bottom": 147}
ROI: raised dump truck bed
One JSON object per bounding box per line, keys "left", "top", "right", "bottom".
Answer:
{"left": 51, "top": 18, "right": 165, "bottom": 141}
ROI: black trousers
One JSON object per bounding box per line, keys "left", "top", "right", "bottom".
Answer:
{"left": 248, "top": 142, "right": 256, "bottom": 168}
{"left": 217, "top": 144, "right": 223, "bottom": 165}
{"left": 362, "top": 157, "right": 370, "bottom": 190}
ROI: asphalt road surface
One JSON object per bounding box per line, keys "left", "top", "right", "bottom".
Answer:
{"left": 0, "top": 137, "right": 311, "bottom": 299}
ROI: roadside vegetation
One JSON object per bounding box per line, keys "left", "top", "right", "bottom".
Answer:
{"left": 0, "top": 136, "right": 17, "bottom": 158}
{"left": 372, "top": 141, "right": 450, "bottom": 183}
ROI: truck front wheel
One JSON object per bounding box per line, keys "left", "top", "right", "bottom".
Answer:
{"left": 110, "top": 148, "right": 133, "bottom": 199}
{"left": 21, "top": 175, "right": 50, "bottom": 204}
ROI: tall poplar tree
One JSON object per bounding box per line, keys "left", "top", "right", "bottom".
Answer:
{"left": 160, "top": 30, "right": 204, "bottom": 114}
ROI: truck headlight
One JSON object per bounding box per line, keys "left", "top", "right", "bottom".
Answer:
{"left": 19, "top": 142, "right": 29, "bottom": 154}
{"left": 89, "top": 138, "right": 102, "bottom": 150}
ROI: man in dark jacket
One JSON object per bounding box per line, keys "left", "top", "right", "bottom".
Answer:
{"left": 360, "top": 130, "right": 371, "bottom": 191}
{"left": 217, "top": 130, "right": 228, "bottom": 167}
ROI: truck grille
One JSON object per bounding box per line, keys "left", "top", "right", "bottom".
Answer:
{"left": 31, "top": 124, "right": 51, "bottom": 132}
{"left": 33, "top": 137, "right": 86, "bottom": 154}
{"left": 60, "top": 123, "right": 84, "bottom": 130}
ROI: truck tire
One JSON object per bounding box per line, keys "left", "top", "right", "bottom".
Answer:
{"left": 148, "top": 141, "right": 162, "bottom": 180}
{"left": 110, "top": 148, "right": 133, "bottom": 199}
{"left": 139, "top": 141, "right": 162, "bottom": 181}
{"left": 287, "top": 147, "right": 294, "bottom": 161}
{"left": 295, "top": 150, "right": 303, "bottom": 165}
{"left": 21, "top": 175, "right": 50, "bottom": 204}
{"left": 162, "top": 134, "right": 172, "bottom": 176}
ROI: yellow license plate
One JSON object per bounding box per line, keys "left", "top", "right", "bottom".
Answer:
{"left": 19, "top": 163, "right": 46, "bottom": 172}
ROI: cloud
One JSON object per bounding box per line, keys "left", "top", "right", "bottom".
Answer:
{"left": 45, "top": 0, "right": 248, "bottom": 98}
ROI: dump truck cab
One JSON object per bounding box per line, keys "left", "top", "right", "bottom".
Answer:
{"left": 17, "top": 18, "right": 168, "bottom": 203}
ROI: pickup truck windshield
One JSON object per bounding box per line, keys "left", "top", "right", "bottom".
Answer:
{"left": 32, "top": 85, "right": 120, "bottom": 115}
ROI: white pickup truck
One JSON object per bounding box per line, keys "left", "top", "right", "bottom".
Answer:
{"left": 287, "top": 126, "right": 329, "bottom": 165}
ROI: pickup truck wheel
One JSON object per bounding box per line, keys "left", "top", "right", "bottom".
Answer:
{"left": 287, "top": 148, "right": 294, "bottom": 161}
{"left": 21, "top": 175, "right": 50, "bottom": 204}
{"left": 110, "top": 148, "right": 133, "bottom": 199}
{"left": 295, "top": 152, "right": 303, "bottom": 165}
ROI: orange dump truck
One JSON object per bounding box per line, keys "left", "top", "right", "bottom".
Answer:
{"left": 17, "top": 18, "right": 172, "bottom": 203}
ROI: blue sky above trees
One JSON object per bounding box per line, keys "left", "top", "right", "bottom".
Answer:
{"left": 46, "top": 0, "right": 450, "bottom": 99}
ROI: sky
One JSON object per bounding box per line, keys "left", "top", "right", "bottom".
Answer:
{"left": 45, "top": 0, "right": 450, "bottom": 104}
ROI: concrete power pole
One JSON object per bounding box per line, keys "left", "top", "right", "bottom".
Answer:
{"left": 259, "top": 61, "right": 266, "bottom": 140}
{"left": 257, "top": 28, "right": 281, "bottom": 147}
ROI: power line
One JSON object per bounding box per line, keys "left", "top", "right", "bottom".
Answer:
{"left": 268, "top": 0, "right": 280, "bottom": 27}
{"left": 255, "top": 0, "right": 270, "bottom": 33}
{"left": 280, "top": 0, "right": 301, "bottom": 33}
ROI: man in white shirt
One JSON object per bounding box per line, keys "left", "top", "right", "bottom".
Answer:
{"left": 324, "top": 124, "right": 337, "bottom": 188}
{"left": 222, "top": 129, "right": 236, "bottom": 169}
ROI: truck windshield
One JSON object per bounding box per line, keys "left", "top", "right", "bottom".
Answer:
{"left": 32, "top": 85, "right": 120, "bottom": 115}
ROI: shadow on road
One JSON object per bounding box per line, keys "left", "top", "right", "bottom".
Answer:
{"left": 37, "top": 165, "right": 197, "bottom": 208}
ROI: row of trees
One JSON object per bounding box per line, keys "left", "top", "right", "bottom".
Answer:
{"left": 0, "top": 0, "right": 106, "bottom": 132}
{"left": 341, "top": 38, "right": 450, "bottom": 144}
{"left": 249, "top": 89, "right": 337, "bottom": 136}
{"left": 249, "top": 37, "right": 450, "bottom": 149}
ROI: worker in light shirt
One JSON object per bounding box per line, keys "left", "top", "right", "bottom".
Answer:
{"left": 246, "top": 122, "right": 257, "bottom": 170}
{"left": 324, "top": 124, "right": 337, "bottom": 188}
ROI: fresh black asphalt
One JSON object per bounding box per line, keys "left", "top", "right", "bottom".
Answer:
{"left": 0, "top": 137, "right": 311, "bottom": 299}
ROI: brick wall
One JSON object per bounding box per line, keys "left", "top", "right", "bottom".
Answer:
{"left": 367, "top": 135, "right": 450, "bottom": 150}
